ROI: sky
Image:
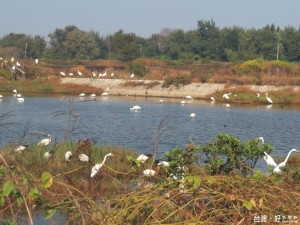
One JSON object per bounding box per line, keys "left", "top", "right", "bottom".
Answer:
{"left": 1, "top": 0, "right": 300, "bottom": 39}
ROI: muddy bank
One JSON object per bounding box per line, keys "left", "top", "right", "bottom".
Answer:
{"left": 61, "top": 78, "right": 300, "bottom": 99}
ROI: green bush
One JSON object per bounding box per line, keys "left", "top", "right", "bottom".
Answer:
{"left": 128, "top": 60, "right": 150, "bottom": 77}
{"left": 201, "top": 133, "right": 273, "bottom": 175}
{"left": 0, "top": 69, "right": 13, "bottom": 80}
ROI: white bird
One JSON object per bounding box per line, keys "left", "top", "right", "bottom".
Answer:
{"left": 38, "top": 134, "right": 51, "bottom": 146}
{"left": 256, "top": 137, "right": 277, "bottom": 167}
{"left": 143, "top": 169, "right": 155, "bottom": 176}
{"left": 137, "top": 154, "right": 152, "bottom": 163}
{"left": 0, "top": 95, "right": 3, "bottom": 98}
{"left": 79, "top": 93, "right": 85, "bottom": 97}
{"left": 190, "top": 113, "right": 196, "bottom": 118}
{"left": 181, "top": 101, "right": 186, "bottom": 104}
{"left": 130, "top": 73, "right": 134, "bottom": 79}
{"left": 65, "top": 151, "right": 72, "bottom": 162}
{"left": 92, "top": 72, "right": 96, "bottom": 78}
{"left": 130, "top": 105, "right": 141, "bottom": 110}
{"left": 106, "top": 87, "right": 109, "bottom": 91}
{"left": 101, "top": 92, "right": 109, "bottom": 96}
{"left": 90, "top": 94, "right": 96, "bottom": 99}
{"left": 111, "top": 72, "right": 114, "bottom": 77}
{"left": 16, "top": 94, "right": 21, "bottom": 97}
{"left": 12, "top": 89, "right": 17, "bottom": 94}
{"left": 256, "top": 93, "right": 260, "bottom": 98}
{"left": 15, "top": 144, "right": 29, "bottom": 153}
{"left": 211, "top": 97, "right": 215, "bottom": 101}
{"left": 225, "top": 103, "right": 231, "bottom": 108}
{"left": 273, "top": 149, "right": 300, "bottom": 173}
{"left": 60, "top": 72, "right": 66, "bottom": 76}
{"left": 185, "top": 96, "right": 193, "bottom": 100}
{"left": 160, "top": 99, "right": 164, "bottom": 103}
{"left": 78, "top": 154, "right": 89, "bottom": 162}
{"left": 17, "top": 97, "right": 24, "bottom": 102}
{"left": 11, "top": 57, "right": 14, "bottom": 62}
{"left": 12, "top": 66, "right": 15, "bottom": 70}
{"left": 90, "top": 153, "right": 114, "bottom": 177}
{"left": 102, "top": 71, "right": 107, "bottom": 77}
{"left": 265, "top": 93, "right": 273, "bottom": 104}
{"left": 78, "top": 70, "right": 82, "bottom": 76}
{"left": 44, "top": 150, "right": 54, "bottom": 159}
{"left": 222, "top": 93, "right": 232, "bottom": 100}
{"left": 157, "top": 161, "right": 169, "bottom": 167}
{"left": 35, "top": 59, "right": 39, "bottom": 64}
{"left": 98, "top": 73, "right": 103, "bottom": 78}
{"left": 69, "top": 73, "right": 74, "bottom": 76}
{"left": 16, "top": 61, "right": 21, "bottom": 67}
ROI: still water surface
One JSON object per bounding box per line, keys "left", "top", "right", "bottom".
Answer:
{"left": 1, "top": 94, "right": 300, "bottom": 171}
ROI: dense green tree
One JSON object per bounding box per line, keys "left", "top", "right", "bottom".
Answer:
{"left": 111, "top": 30, "right": 140, "bottom": 61}
{"left": 281, "top": 26, "right": 300, "bottom": 61}
{"left": 47, "top": 25, "right": 78, "bottom": 59}
{"left": 63, "top": 30, "right": 100, "bottom": 60}
{"left": 161, "top": 29, "right": 185, "bottom": 60}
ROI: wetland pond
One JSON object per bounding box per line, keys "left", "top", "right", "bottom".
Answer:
{"left": 1, "top": 94, "right": 300, "bottom": 172}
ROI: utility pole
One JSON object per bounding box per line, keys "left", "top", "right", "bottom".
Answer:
{"left": 276, "top": 45, "right": 279, "bottom": 60}
{"left": 25, "top": 43, "right": 27, "bottom": 59}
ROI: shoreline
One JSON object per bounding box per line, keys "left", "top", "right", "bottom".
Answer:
{"left": 61, "top": 77, "right": 300, "bottom": 99}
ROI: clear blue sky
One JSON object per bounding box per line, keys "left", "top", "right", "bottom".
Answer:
{"left": 1, "top": 0, "right": 300, "bottom": 39}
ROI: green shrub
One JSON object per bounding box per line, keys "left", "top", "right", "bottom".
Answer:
{"left": 0, "top": 69, "right": 13, "bottom": 80}
{"left": 128, "top": 60, "right": 150, "bottom": 77}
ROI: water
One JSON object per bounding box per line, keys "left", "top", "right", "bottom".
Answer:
{"left": 1, "top": 95, "right": 300, "bottom": 172}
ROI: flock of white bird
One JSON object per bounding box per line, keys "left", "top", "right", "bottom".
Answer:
{"left": 208, "top": 92, "right": 274, "bottom": 106}
{"left": 0, "top": 89, "right": 25, "bottom": 102}
{"left": 59, "top": 70, "right": 133, "bottom": 79}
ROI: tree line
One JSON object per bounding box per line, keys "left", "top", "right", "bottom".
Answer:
{"left": 1, "top": 19, "right": 300, "bottom": 62}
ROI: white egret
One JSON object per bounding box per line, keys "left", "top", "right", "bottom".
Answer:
{"left": 16, "top": 61, "right": 21, "bottom": 67}
{"left": 0, "top": 94, "right": 3, "bottom": 98}
{"left": 90, "top": 153, "right": 114, "bottom": 177}
{"left": 90, "top": 94, "right": 96, "bottom": 98}
{"left": 222, "top": 93, "right": 232, "bottom": 100}
{"left": 69, "top": 73, "right": 74, "bottom": 76}
{"left": 130, "top": 73, "right": 134, "bottom": 79}
{"left": 256, "top": 137, "right": 277, "bottom": 167}
{"left": 17, "top": 97, "right": 24, "bottom": 102}
{"left": 273, "top": 149, "right": 300, "bottom": 173}
{"left": 92, "top": 72, "right": 96, "bottom": 78}
{"left": 256, "top": 93, "right": 260, "bottom": 98}
{"left": 185, "top": 96, "right": 193, "bottom": 100}
{"left": 15, "top": 144, "right": 29, "bottom": 153}
{"left": 160, "top": 99, "right": 164, "bottom": 103}
{"left": 211, "top": 97, "right": 215, "bottom": 101}
{"left": 44, "top": 150, "right": 54, "bottom": 159}
{"left": 181, "top": 101, "right": 186, "bottom": 104}
{"left": 143, "top": 169, "right": 155, "bottom": 176}
{"left": 265, "top": 93, "right": 273, "bottom": 104}
{"left": 101, "top": 92, "right": 109, "bottom": 96}
{"left": 98, "top": 73, "right": 103, "bottom": 78}
{"left": 157, "top": 160, "right": 169, "bottom": 167}
{"left": 225, "top": 103, "right": 230, "bottom": 108}
{"left": 35, "top": 59, "right": 39, "bottom": 64}
{"left": 12, "top": 66, "right": 15, "bottom": 70}
{"left": 60, "top": 72, "right": 66, "bottom": 76}
{"left": 78, "top": 70, "right": 82, "bottom": 76}
{"left": 79, "top": 93, "right": 85, "bottom": 97}
{"left": 12, "top": 89, "right": 17, "bottom": 94}
{"left": 111, "top": 72, "right": 114, "bottom": 77}
{"left": 137, "top": 154, "right": 152, "bottom": 163}
{"left": 16, "top": 94, "right": 21, "bottom": 97}
{"left": 190, "top": 113, "right": 196, "bottom": 118}
{"left": 102, "top": 71, "right": 107, "bottom": 77}
{"left": 38, "top": 134, "right": 51, "bottom": 146}
{"left": 11, "top": 57, "right": 14, "bottom": 62}
{"left": 130, "top": 105, "right": 141, "bottom": 110}
{"left": 65, "top": 151, "right": 72, "bottom": 162}
{"left": 78, "top": 154, "right": 89, "bottom": 162}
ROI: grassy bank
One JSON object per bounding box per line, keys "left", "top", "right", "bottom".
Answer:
{"left": 0, "top": 138, "right": 299, "bottom": 224}
{"left": 0, "top": 79, "right": 104, "bottom": 96}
